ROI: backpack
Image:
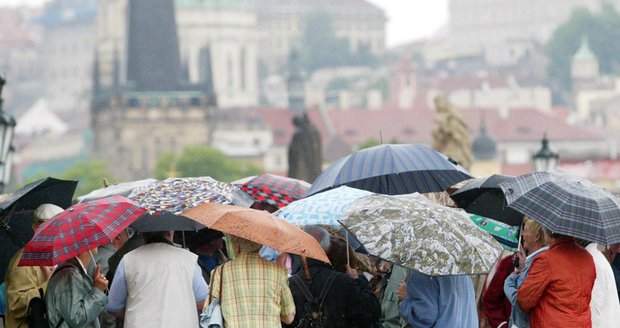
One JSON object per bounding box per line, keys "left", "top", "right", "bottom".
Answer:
{"left": 26, "top": 265, "right": 75, "bottom": 328}
{"left": 291, "top": 272, "right": 338, "bottom": 328}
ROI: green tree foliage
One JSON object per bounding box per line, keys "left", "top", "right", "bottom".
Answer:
{"left": 547, "top": 6, "right": 620, "bottom": 95}
{"left": 300, "top": 11, "right": 376, "bottom": 72}
{"left": 154, "top": 145, "right": 262, "bottom": 182}
{"left": 60, "top": 160, "right": 116, "bottom": 198}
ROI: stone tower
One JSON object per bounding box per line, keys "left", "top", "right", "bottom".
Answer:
{"left": 92, "top": 0, "right": 216, "bottom": 180}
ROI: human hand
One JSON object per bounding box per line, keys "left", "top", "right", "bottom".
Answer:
{"left": 397, "top": 280, "right": 407, "bottom": 301}
{"left": 93, "top": 265, "right": 108, "bottom": 292}
{"left": 346, "top": 265, "right": 359, "bottom": 280}
{"left": 42, "top": 266, "right": 54, "bottom": 280}
{"left": 516, "top": 248, "right": 526, "bottom": 272}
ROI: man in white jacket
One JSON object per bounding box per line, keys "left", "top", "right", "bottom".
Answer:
{"left": 586, "top": 243, "right": 620, "bottom": 328}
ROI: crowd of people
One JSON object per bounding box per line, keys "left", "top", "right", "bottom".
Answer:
{"left": 2, "top": 204, "right": 620, "bottom": 328}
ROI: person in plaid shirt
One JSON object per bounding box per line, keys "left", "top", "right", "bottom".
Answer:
{"left": 207, "top": 235, "right": 296, "bottom": 327}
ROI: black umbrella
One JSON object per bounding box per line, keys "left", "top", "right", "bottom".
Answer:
{"left": 450, "top": 175, "right": 523, "bottom": 226}
{"left": 130, "top": 212, "right": 205, "bottom": 232}
{"left": 0, "top": 177, "right": 78, "bottom": 282}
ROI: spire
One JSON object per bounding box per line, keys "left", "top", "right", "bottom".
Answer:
{"left": 126, "top": 0, "right": 181, "bottom": 91}
{"left": 573, "top": 36, "right": 596, "bottom": 61}
{"left": 92, "top": 50, "right": 100, "bottom": 98}
{"left": 113, "top": 48, "right": 120, "bottom": 88}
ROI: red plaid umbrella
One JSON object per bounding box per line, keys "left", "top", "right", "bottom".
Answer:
{"left": 239, "top": 174, "right": 311, "bottom": 209}
{"left": 19, "top": 195, "right": 146, "bottom": 266}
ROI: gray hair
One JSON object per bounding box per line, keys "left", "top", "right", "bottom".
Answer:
{"left": 303, "top": 225, "right": 331, "bottom": 252}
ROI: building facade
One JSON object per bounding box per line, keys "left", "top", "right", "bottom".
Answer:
{"left": 446, "top": 0, "right": 615, "bottom": 65}
{"left": 39, "top": 0, "right": 98, "bottom": 113}
{"left": 255, "top": 0, "right": 386, "bottom": 74}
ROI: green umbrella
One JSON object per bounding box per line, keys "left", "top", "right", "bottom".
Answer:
{"left": 339, "top": 193, "right": 503, "bottom": 276}
{"left": 469, "top": 215, "right": 519, "bottom": 251}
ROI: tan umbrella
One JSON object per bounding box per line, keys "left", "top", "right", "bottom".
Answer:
{"left": 182, "top": 202, "right": 329, "bottom": 263}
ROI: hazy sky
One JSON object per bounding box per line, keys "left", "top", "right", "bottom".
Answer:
{"left": 0, "top": 0, "right": 449, "bottom": 48}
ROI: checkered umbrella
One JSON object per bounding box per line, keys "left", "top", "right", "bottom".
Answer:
{"left": 238, "top": 174, "right": 311, "bottom": 209}
{"left": 18, "top": 195, "right": 146, "bottom": 266}
{"left": 499, "top": 171, "right": 620, "bottom": 245}
{"left": 128, "top": 177, "right": 254, "bottom": 215}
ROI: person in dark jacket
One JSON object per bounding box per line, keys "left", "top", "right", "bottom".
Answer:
{"left": 285, "top": 225, "right": 380, "bottom": 328}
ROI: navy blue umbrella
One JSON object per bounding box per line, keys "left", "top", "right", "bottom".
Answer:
{"left": 308, "top": 144, "right": 472, "bottom": 196}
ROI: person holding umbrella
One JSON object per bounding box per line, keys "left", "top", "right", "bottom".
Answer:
{"left": 516, "top": 228, "right": 595, "bottom": 327}
{"left": 16, "top": 196, "right": 148, "bottom": 328}
{"left": 46, "top": 246, "right": 110, "bottom": 328}
{"left": 5, "top": 204, "right": 64, "bottom": 328}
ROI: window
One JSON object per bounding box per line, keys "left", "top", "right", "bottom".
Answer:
{"left": 240, "top": 47, "right": 246, "bottom": 91}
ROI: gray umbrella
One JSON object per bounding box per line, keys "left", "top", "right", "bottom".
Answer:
{"left": 339, "top": 193, "right": 503, "bottom": 276}
{"left": 499, "top": 170, "right": 620, "bottom": 245}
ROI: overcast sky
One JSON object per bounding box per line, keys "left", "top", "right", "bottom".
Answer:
{"left": 0, "top": 0, "right": 449, "bottom": 48}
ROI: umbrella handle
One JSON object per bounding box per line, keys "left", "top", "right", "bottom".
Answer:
{"left": 346, "top": 232, "right": 350, "bottom": 267}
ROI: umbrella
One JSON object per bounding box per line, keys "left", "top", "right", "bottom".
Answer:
{"left": 275, "top": 186, "right": 372, "bottom": 226}
{"left": 308, "top": 144, "right": 472, "bottom": 196}
{"left": 182, "top": 202, "right": 330, "bottom": 263}
{"left": 237, "top": 174, "right": 310, "bottom": 209}
{"left": 338, "top": 193, "right": 503, "bottom": 276}
{"left": 76, "top": 179, "right": 158, "bottom": 203}
{"left": 469, "top": 215, "right": 519, "bottom": 251}
{"left": 450, "top": 175, "right": 523, "bottom": 226}
{"left": 499, "top": 171, "right": 620, "bottom": 245}
{"left": 19, "top": 195, "right": 146, "bottom": 266}
{"left": 128, "top": 177, "right": 254, "bottom": 215}
{"left": 131, "top": 212, "right": 205, "bottom": 232}
{"left": 0, "top": 177, "right": 77, "bottom": 281}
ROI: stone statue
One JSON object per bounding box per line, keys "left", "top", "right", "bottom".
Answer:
{"left": 288, "top": 113, "right": 322, "bottom": 182}
{"left": 432, "top": 96, "right": 473, "bottom": 170}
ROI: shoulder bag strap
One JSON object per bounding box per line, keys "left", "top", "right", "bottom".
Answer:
{"left": 218, "top": 262, "right": 225, "bottom": 301}
{"left": 207, "top": 266, "right": 217, "bottom": 304}
{"left": 317, "top": 272, "right": 337, "bottom": 306}
{"left": 292, "top": 273, "right": 314, "bottom": 303}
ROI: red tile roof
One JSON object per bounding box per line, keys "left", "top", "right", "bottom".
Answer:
{"left": 247, "top": 106, "right": 602, "bottom": 147}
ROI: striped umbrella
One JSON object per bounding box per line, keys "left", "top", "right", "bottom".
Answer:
{"left": 308, "top": 144, "right": 472, "bottom": 196}
{"left": 19, "top": 196, "right": 146, "bottom": 266}
{"left": 499, "top": 171, "right": 620, "bottom": 245}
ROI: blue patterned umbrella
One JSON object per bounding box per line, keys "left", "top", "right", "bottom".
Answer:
{"left": 275, "top": 186, "right": 372, "bottom": 226}
{"left": 499, "top": 171, "right": 620, "bottom": 245}
{"left": 308, "top": 144, "right": 472, "bottom": 196}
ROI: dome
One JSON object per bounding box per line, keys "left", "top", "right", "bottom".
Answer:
{"left": 472, "top": 121, "right": 496, "bottom": 160}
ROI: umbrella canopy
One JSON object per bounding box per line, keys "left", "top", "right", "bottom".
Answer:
{"left": 275, "top": 186, "right": 372, "bottom": 226}
{"left": 450, "top": 175, "right": 523, "bottom": 226}
{"left": 131, "top": 212, "right": 205, "bottom": 232}
{"left": 0, "top": 177, "right": 77, "bottom": 214}
{"left": 237, "top": 174, "right": 311, "bottom": 209}
{"left": 77, "top": 179, "right": 158, "bottom": 203}
{"left": 308, "top": 144, "right": 472, "bottom": 196}
{"left": 339, "top": 193, "right": 503, "bottom": 276}
{"left": 128, "top": 177, "right": 254, "bottom": 215}
{"left": 0, "top": 177, "right": 77, "bottom": 281}
{"left": 499, "top": 171, "right": 620, "bottom": 245}
{"left": 19, "top": 195, "right": 146, "bottom": 266}
{"left": 182, "top": 202, "right": 330, "bottom": 263}
{"left": 469, "top": 215, "right": 519, "bottom": 251}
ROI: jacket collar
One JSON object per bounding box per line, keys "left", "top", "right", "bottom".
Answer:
{"left": 549, "top": 237, "right": 575, "bottom": 249}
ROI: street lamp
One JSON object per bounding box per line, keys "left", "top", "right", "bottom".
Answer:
{"left": 532, "top": 133, "right": 559, "bottom": 172}
{"left": 0, "top": 76, "right": 16, "bottom": 192}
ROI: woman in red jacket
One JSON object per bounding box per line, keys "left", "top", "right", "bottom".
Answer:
{"left": 517, "top": 227, "right": 596, "bottom": 328}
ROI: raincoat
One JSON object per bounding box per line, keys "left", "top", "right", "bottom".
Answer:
{"left": 5, "top": 248, "right": 49, "bottom": 328}
{"left": 46, "top": 258, "right": 108, "bottom": 328}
